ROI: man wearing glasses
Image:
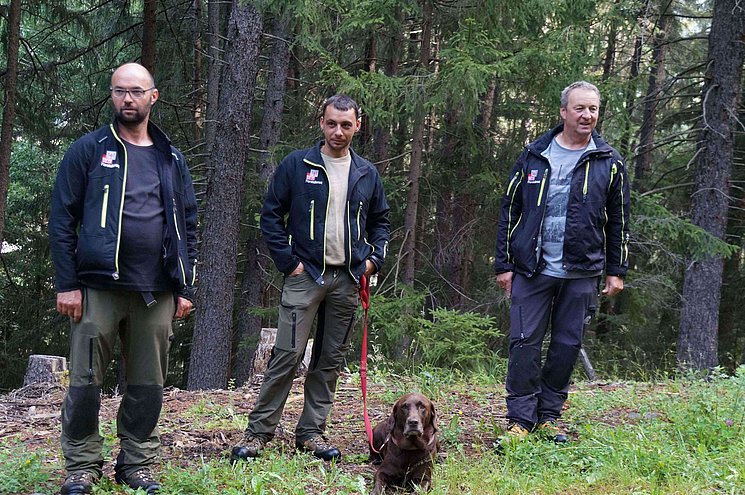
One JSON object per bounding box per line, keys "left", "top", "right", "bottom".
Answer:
{"left": 49, "top": 63, "right": 197, "bottom": 494}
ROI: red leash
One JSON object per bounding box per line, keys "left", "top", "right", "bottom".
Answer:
{"left": 359, "top": 274, "right": 380, "bottom": 453}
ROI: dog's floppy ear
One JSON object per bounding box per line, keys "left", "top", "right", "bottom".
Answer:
{"left": 427, "top": 399, "right": 438, "bottom": 433}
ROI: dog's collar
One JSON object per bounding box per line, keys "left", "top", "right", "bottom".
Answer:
{"left": 387, "top": 431, "right": 437, "bottom": 449}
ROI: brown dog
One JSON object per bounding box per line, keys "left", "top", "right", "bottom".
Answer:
{"left": 370, "top": 392, "right": 440, "bottom": 494}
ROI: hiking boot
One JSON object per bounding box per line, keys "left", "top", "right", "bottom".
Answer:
{"left": 296, "top": 435, "right": 341, "bottom": 461}
{"left": 60, "top": 471, "right": 98, "bottom": 495}
{"left": 495, "top": 422, "right": 530, "bottom": 452}
{"left": 230, "top": 435, "right": 267, "bottom": 462}
{"left": 536, "top": 420, "right": 568, "bottom": 443}
{"left": 114, "top": 467, "right": 160, "bottom": 494}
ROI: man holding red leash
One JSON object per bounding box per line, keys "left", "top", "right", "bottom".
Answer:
{"left": 232, "top": 94, "right": 390, "bottom": 462}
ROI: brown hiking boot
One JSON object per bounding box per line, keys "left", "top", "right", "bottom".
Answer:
{"left": 231, "top": 435, "right": 267, "bottom": 462}
{"left": 536, "top": 420, "right": 568, "bottom": 443}
{"left": 114, "top": 467, "right": 160, "bottom": 493}
{"left": 495, "top": 422, "right": 530, "bottom": 452}
{"left": 296, "top": 435, "right": 341, "bottom": 461}
{"left": 60, "top": 471, "right": 99, "bottom": 495}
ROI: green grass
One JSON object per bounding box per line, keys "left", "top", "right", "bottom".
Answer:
{"left": 3, "top": 368, "right": 745, "bottom": 494}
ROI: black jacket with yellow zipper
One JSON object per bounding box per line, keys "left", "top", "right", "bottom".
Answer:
{"left": 261, "top": 140, "right": 390, "bottom": 285}
{"left": 495, "top": 124, "right": 630, "bottom": 278}
{"left": 49, "top": 118, "right": 198, "bottom": 300}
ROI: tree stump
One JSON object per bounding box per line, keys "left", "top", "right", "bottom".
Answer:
{"left": 250, "top": 328, "right": 312, "bottom": 383}
{"left": 23, "top": 355, "right": 68, "bottom": 387}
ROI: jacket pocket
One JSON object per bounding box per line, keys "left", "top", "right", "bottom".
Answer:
{"left": 100, "top": 185, "right": 110, "bottom": 228}
{"left": 309, "top": 200, "right": 315, "bottom": 241}
{"left": 356, "top": 200, "right": 363, "bottom": 241}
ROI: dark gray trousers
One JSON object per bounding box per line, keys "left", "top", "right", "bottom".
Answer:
{"left": 246, "top": 268, "right": 359, "bottom": 443}
{"left": 505, "top": 274, "right": 598, "bottom": 429}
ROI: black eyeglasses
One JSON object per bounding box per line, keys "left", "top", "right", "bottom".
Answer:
{"left": 110, "top": 87, "right": 155, "bottom": 99}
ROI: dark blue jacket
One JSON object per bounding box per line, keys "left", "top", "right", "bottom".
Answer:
{"left": 495, "top": 125, "right": 630, "bottom": 278}
{"left": 261, "top": 141, "right": 390, "bottom": 285}
{"left": 49, "top": 119, "right": 198, "bottom": 300}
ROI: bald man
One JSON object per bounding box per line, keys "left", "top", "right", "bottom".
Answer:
{"left": 49, "top": 63, "right": 197, "bottom": 494}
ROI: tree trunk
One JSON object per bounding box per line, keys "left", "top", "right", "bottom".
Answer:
{"left": 193, "top": 0, "right": 204, "bottom": 143}
{"left": 187, "top": 2, "right": 263, "bottom": 390}
{"left": 634, "top": 9, "right": 671, "bottom": 192}
{"left": 620, "top": 6, "right": 646, "bottom": 159}
{"left": 141, "top": 0, "right": 157, "bottom": 74}
{"left": 233, "top": 13, "right": 291, "bottom": 386}
{"left": 597, "top": 20, "right": 617, "bottom": 132}
{"left": 204, "top": 0, "right": 226, "bottom": 183}
{"left": 0, "top": 0, "right": 21, "bottom": 246}
{"left": 401, "top": 0, "right": 432, "bottom": 287}
{"left": 372, "top": 8, "right": 403, "bottom": 173}
{"left": 678, "top": 0, "right": 745, "bottom": 372}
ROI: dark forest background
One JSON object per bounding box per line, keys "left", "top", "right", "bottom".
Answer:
{"left": 0, "top": 0, "right": 743, "bottom": 391}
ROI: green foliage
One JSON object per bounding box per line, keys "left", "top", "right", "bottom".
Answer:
{"left": 633, "top": 192, "right": 739, "bottom": 263}
{"left": 414, "top": 308, "right": 503, "bottom": 371}
{"left": 0, "top": 443, "right": 51, "bottom": 495}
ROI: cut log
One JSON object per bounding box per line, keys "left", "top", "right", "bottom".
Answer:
{"left": 23, "top": 355, "right": 68, "bottom": 386}
{"left": 250, "top": 328, "right": 312, "bottom": 383}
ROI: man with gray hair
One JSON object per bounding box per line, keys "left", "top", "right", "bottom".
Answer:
{"left": 494, "top": 81, "right": 630, "bottom": 445}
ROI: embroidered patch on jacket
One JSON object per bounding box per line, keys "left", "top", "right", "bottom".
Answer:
{"left": 305, "top": 169, "right": 323, "bottom": 185}
{"left": 100, "top": 151, "right": 119, "bottom": 168}
{"left": 527, "top": 169, "right": 540, "bottom": 184}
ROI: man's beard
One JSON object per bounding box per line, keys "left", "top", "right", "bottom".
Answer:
{"left": 115, "top": 104, "right": 150, "bottom": 125}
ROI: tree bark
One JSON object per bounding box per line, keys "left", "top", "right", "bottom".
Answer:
{"left": 187, "top": 2, "right": 263, "bottom": 390}
{"left": 0, "top": 0, "right": 21, "bottom": 246}
{"left": 233, "top": 13, "right": 291, "bottom": 386}
{"left": 141, "top": 0, "right": 157, "bottom": 74}
{"left": 204, "top": 0, "right": 226, "bottom": 183}
{"left": 634, "top": 9, "right": 671, "bottom": 192}
{"left": 401, "top": 0, "right": 432, "bottom": 286}
{"left": 372, "top": 8, "right": 403, "bottom": 173}
{"left": 678, "top": 0, "right": 745, "bottom": 372}
{"left": 193, "top": 0, "right": 204, "bottom": 143}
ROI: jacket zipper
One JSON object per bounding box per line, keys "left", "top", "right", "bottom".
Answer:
{"left": 173, "top": 198, "right": 187, "bottom": 287}
{"left": 582, "top": 161, "right": 590, "bottom": 203}
{"left": 108, "top": 124, "right": 128, "bottom": 281}
{"left": 505, "top": 170, "right": 523, "bottom": 262}
{"left": 100, "top": 185, "right": 110, "bottom": 228}
{"left": 309, "top": 200, "right": 315, "bottom": 241}
{"left": 537, "top": 173, "right": 547, "bottom": 206}
{"left": 356, "top": 201, "right": 362, "bottom": 241}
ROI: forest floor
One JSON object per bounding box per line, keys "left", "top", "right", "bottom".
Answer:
{"left": 1, "top": 372, "right": 510, "bottom": 489}
{"left": 3, "top": 371, "right": 742, "bottom": 494}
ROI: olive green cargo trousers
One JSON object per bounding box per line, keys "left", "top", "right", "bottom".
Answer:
{"left": 60, "top": 287, "right": 174, "bottom": 478}
{"left": 245, "top": 268, "right": 359, "bottom": 443}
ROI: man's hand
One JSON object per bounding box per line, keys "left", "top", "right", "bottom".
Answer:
{"left": 601, "top": 275, "right": 624, "bottom": 297}
{"left": 57, "top": 290, "right": 83, "bottom": 322}
{"left": 365, "top": 259, "right": 375, "bottom": 277}
{"left": 290, "top": 261, "right": 305, "bottom": 276}
{"left": 174, "top": 297, "right": 193, "bottom": 319}
{"left": 497, "top": 271, "right": 514, "bottom": 297}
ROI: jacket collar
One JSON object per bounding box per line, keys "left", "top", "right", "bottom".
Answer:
{"left": 529, "top": 124, "right": 613, "bottom": 157}
{"left": 304, "top": 140, "right": 369, "bottom": 171}
{"left": 111, "top": 117, "right": 173, "bottom": 158}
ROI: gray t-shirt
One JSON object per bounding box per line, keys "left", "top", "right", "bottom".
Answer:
{"left": 117, "top": 141, "right": 171, "bottom": 290}
{"left": 540, "top": 137, "right": 599, "bottom": 279}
